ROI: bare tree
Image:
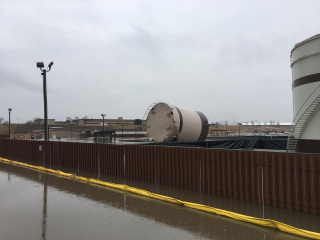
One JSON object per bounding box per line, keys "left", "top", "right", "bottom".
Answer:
{"left": 134, "top": 119, "right": 142, "bottom": 125}
{"left": 33, "top": 118, "right": 41, "bottom": 124}
{"left": 0, "top": 117, "right": 3, "bottom": 124}
{"left": 66, "top": 116, "right": 71, "bottom": 124}
{"left": 74, "top": 116, "right": 79, "bottom": 120}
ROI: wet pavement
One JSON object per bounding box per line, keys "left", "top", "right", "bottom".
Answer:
{"left": 0, "top": 161, "right": 318, "bottom": 240}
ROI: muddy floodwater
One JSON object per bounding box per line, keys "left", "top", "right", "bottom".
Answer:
{"left": 0, "top": 161, "right": 318, "bottom": 240}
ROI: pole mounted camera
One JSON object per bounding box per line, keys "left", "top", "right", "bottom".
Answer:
{"left": 37, "top": 62, "right": 44, "bottom": 68}
{"left": 37, "top": 62, "right": 53, "bottom": 72}
{"left": 48, "top": 62, "right": 54, "bottom": 71}
{"left": 8, "top": 108, "right": 12, "bottom": 112}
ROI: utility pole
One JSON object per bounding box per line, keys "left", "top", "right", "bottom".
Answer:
{"left": 238, "top": 123, "right": 242, "bottom": 137}
{"left": 70, "top": 123, "right": 73, "bottom": 141}
{"left": 43, "top": 69, "right": 48, "bottom": 141}
{"left": 37, "top": 62, "right": 54, "bottom": 141}
{"left": 101, "top": 114, "right": 106, "bottom": 141}
{"left": 225, "top": 121, "right": 228, "bottom": 136}
{"left": 8, "top": 108, "right": 12, "bottom": 139}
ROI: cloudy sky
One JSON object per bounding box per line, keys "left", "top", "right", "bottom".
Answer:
{"left": 1, "top": 0, "right": 320, "bottom": 124}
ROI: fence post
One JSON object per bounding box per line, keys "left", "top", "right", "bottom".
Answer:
{"left": 198, "top": 147, "right": 201, "bottom": 194}
{"left": 260, "top": 151, "right": 265, "bottom": 218}
{"left": 98, "top": 150, "right": 100, "bottom": 179}
{"left": 42, "top": 142, "right": 45, "bottom": 167}
{"left": 154, "top": 146, "right": 157, "bottom": 184}
{"left": 124, "top": 145, "right": 126, "bottom": 179}
{"left": 49, "top": 142, "right": 51, "bottom": 169}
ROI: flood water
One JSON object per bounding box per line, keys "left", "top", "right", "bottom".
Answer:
{"left": 0, "top": 161, "right": 318, "bottom": 240}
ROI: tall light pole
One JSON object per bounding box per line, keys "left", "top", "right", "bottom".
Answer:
{"left": 8, "top": 108, "right": 12, "bottom": 139}
{"left": 237, "top": 123, "right": 242, "bottom": 137}
{"left": 225, "top": 121, "right": 228, "bottom": 136}
{"left": 37, "top": 62, "right": 54, "bottom": 141}
{"left": 101, "top": 114, "right": 106, "bottom": 141}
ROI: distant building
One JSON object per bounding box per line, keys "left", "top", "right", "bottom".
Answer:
{"left": 241, "top": 122, "right": 291, "bottom": 128}
{"left": 55, "top": 121, "right": 69, "bottom": 125}
{"left": 93, "top": 130, "right": 116, "bottom": 142}
{"left": 78, "top": 118, "right": 146, "bottom": 126}
{"left": 34, "top": 118, "right": 146, "bottom": 126}
{"left": 10, "top": 132, "right": 42, "bottom": 140}
{"left": 34, "top": 119, "right": 55, "bottom": 125}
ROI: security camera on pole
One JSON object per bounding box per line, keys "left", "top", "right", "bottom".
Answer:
{"left": 36, "top": 62, "right": 54, "bottom": 141}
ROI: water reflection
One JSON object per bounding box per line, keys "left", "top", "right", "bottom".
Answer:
{"left": 10, "top": 159, "right": 320, "bottom": 233}
{"left": 42, "top": 182, "right": 47, "bottom": 240}
{"left": 0, "top": 162, "right": 316, "bottom": 240}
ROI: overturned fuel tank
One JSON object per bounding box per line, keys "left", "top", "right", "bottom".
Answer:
{"left": 146, "top": 102, "right": 209, "bottom": 142}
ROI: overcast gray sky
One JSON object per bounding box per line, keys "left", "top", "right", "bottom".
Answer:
{"left": 1, "top": 0, "right": 320, "bottom": 124}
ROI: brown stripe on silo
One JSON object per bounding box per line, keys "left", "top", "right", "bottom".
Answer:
{"left": 293, "top": 72, "right": 320, "bottom": 88}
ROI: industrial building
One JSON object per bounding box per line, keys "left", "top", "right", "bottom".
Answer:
{"left": 33, "top": 118, "right": 146, "bottom": 126}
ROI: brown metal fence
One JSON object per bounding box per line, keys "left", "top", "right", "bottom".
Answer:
{"left": 0, "top": 134, "right": 9, "bottom": 139}
{"left": 0, "top": 140, "right": 124, "bottom": 177}
{"left": 0, "top": 139, "right": 319, "bottom": 214}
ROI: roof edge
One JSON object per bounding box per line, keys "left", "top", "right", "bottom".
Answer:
{"left": 291, "top": 34, "right": 320, "bottom": 55}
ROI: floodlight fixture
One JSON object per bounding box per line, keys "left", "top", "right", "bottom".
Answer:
{"left": 48, "top": 62, "right": 54, "bottom": 70}
{"left": 8, "top": 108, "right": 12, "bottom": 112}
{"left": 37, "top": 62, "right": 44, "bottom": 68}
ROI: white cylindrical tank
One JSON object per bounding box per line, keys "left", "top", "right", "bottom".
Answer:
{"left": 146, "top": 102, "right": 209, "bottom": 142}
{"left": 291, "top": 34, "right": 320, "bottom": 147}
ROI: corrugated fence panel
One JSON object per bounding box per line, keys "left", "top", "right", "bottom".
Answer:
{"left": 125, "top": 145, "right": 154, "bottom": 182}
{"left": 157, "top": 147, "right": 199, "bottom": 191}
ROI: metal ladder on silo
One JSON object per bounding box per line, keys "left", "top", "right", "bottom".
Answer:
{"left": 287, "top": 92, "right": 320, "bottom": 152}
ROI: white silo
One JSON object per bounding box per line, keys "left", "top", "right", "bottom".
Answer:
{"left": 288, "top": 34, "right": 320, "bottom": 152}
{"left": 145, "top": 102, "right": 209, "bottom": 142}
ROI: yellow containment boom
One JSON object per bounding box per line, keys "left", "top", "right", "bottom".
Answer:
{"left": 0, "top": 157, "right": 319, "bottom": 240}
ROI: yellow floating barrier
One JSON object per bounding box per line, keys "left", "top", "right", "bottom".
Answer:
{"left": 0, "top": 157, "right": 319, "bottom": 239}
